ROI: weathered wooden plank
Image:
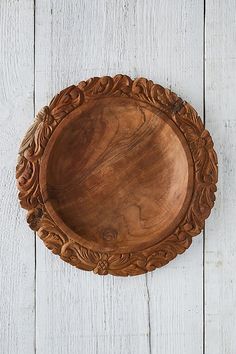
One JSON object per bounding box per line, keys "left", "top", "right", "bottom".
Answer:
{"left": 144, "top": 1, "right": 204, "bottom": 353}
{"left": 35, "top": 1, "right": 151, "bottom": 353}
{"left": 0, "top": 1, "right": 35, "bottom": 353}
{"left": 205, "top": 1, "right": 236, "bottom": 353}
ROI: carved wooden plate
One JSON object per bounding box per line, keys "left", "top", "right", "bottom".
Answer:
{"left": 16, "top": 75, "right": 218, "bottom": 276}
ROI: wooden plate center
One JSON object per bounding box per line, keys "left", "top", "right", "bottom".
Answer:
{"left": 41, "top": 97, "right": 194, "bottom": 253}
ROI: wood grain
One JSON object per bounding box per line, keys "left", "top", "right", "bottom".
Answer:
{"left": 0, "top": 1, "right": 35, "bottom": 353}
{"left": 44, "top": 97, "right": 192, "bottom": 252}
{"left": 205, "top": 1, "right": 236, "bottom": 353}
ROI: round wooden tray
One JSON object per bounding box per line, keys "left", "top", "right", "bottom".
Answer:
{"left": 16, "top": 75, "right": 218, "bottom": 276}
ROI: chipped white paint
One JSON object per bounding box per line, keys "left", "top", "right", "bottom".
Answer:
{"left": 0, "top": 1, "right": 235, "bottom": 353}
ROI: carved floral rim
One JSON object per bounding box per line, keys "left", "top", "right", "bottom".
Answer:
{"left": 16, "top": 75, "right": 218, "bottom": 276}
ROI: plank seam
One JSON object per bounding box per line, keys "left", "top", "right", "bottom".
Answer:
{"left": 33, "top": 0, "right": 36, "bottom": 353}
{"left": 145, "top": 274, "right": 152, "bottom": 354}
{"left": 203, "top": 1, "right": 206, "bottom": 354}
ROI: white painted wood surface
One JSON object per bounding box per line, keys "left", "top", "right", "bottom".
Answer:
{"left": 205, "top": 1, "right": 236, "bottom": 353}
{"left": 0, "top": 1, "right": 35, "bottom": 353}
{"left": 0, "top": 1, "right": 235, "bottom": 353}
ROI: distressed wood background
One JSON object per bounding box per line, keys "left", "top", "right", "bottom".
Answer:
{"left": 0, "top": 1, "right": 235, "bottom": 353}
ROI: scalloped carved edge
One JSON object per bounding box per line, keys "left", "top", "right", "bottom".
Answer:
{"left": 16, "top": 75, "right": 218, "bottom": 276}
